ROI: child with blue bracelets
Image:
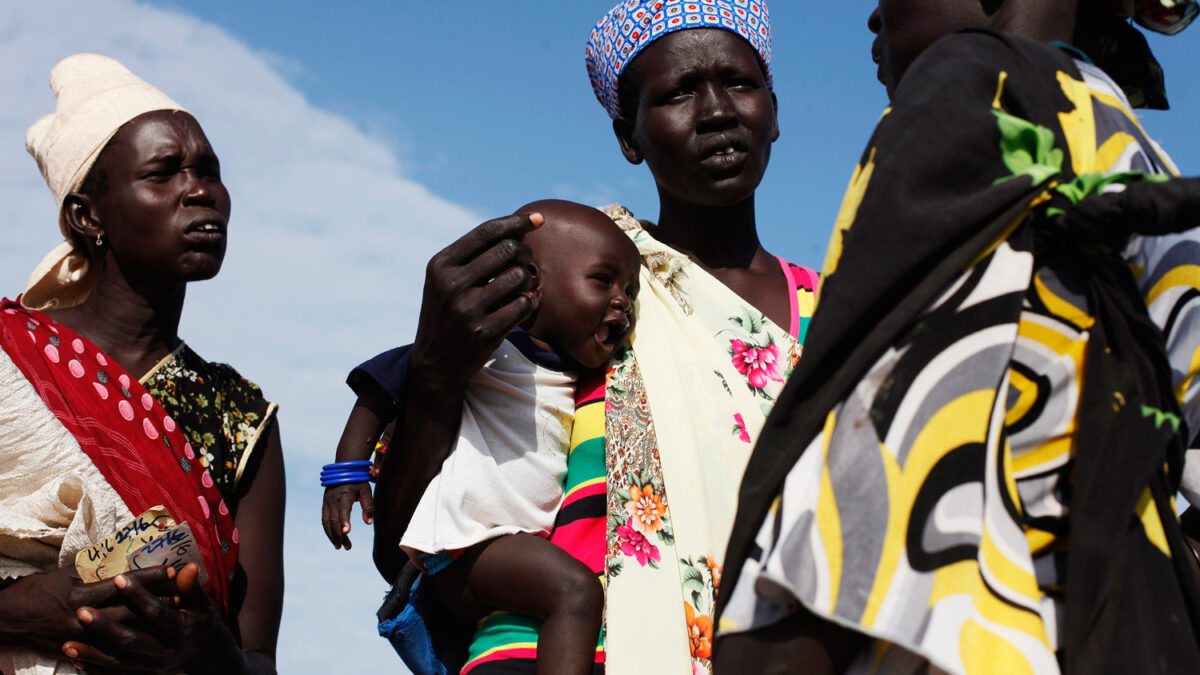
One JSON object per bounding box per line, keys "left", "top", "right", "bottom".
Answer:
{"left": 321, "top": 200, "right": 640, "bottom": 675}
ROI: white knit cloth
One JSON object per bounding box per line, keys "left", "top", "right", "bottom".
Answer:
{"left": 0, "top": 350, "right": 133, "bottom": 674}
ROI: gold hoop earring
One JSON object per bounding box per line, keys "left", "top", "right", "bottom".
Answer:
{"left": 95, "top": 232, "right": 104, "bottom": 247}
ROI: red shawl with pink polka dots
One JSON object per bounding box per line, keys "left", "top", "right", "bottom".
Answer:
{"left": 0, "top": 298, "right": 239, "bottom": 615}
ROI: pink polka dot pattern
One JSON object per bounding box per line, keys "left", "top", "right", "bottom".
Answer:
{"left": 3, "top": 300, "right": 242, "bottom": 606}
{"left": 232, "top": 528, "right": 239, "bottom": 544}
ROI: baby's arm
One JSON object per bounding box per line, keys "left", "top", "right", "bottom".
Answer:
{"left": 322, "top": 387, "right": 393, "bottom": 550}
{"left": 433, "top": 533, "right": 603, "bottom": 675}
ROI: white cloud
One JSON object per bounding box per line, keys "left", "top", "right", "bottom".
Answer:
{"left": 0, "top": 1, "right": 477, "bottom": 671}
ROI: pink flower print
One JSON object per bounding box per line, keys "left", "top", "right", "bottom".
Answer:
{"left": 733, "top": 413, "right": 751, "bottom": 443}
{"left": 617, "top": 523, "right": 661, "bottom": 567}
{"left": 730, "top": 339, "right": 784, "bottom": 389}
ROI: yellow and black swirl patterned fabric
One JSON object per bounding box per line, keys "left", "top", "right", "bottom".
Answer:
{"left": 720, "top": 29, "right": 1200, "bottom": 674}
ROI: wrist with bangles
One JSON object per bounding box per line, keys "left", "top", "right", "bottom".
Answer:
{"left": 320, "top": 460, "right": 372, "bottom": 487}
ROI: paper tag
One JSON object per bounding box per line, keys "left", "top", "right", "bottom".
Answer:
{"left": 75, "top": 506, "right": 176, "bottom": 582}
{"left": 126, "top": 521, "right": 208, "bottom": 585}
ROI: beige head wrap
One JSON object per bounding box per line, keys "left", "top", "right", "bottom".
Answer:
{"left": 23, "top": 53, "right": 187, "bottom": 311}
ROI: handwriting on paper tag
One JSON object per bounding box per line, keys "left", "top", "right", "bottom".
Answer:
{"left": 76, "top": 506, "right": 175, "bottom": 582}
{"left": 126, "top": 521, "right": 208, "bottom": 585}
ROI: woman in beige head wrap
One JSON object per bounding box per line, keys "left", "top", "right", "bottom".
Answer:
{"left": 0, "top": 54, "right": 283, "bottom": 674}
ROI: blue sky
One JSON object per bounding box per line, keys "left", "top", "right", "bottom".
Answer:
{"left": 1, "top": 2, "right": 1199, "bottom": 672}
{"left": 153, "top": 1, "right": 1200, "bottom": 261}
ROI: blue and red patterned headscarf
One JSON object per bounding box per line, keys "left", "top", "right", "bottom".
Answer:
{"left": 585, "top": 0, "right": 773, "bottom": 119}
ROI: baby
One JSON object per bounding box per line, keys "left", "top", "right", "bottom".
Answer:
{"left": 324, "top": 199, "right": 640, "bottom": 674}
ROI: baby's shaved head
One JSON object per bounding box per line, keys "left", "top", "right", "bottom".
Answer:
{"left": 515, "top": 199, "right": 627, "bottom": 255}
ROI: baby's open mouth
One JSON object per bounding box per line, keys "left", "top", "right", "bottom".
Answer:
{"left": 595, "top": 314, "right": 631, "bottom": 347}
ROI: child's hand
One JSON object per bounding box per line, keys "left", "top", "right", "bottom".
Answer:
{"left": 321, "top": 483, "right": 375, "bottom": 550}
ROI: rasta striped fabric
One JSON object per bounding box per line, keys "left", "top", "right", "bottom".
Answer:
{"left": 461, "top": 369, "right": 608, "bottom": 673}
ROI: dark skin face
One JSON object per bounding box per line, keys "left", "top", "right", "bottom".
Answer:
{"left": 615, "top": 29, "right": 779, "bottom": 211}
{"left": 611, "top": 29, "right": 792, "bottom": 331}
{"left": 49, "top": 109, "right": 231, "bottom": 380}
{"left": 67, "top": 109, "right": 230, "bottom": 287}
{"left": 520, "top": 199, "right": 640, "bottom": 369}
{"left": 869, "top": 0, "right": 1080, "bottom": 97}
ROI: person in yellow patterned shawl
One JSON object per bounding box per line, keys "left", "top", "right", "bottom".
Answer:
{"left": 718, "top": 1, "right": 1200, "bottom": 674}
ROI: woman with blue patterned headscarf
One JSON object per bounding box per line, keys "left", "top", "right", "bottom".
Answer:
{"left": 371, "top": 1, "right": 827, "bottom": 673}
{"left": 719, "top": 1, "right": 1200, "bottom": 673}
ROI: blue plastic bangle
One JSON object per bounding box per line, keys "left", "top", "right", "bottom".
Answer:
{"left": 321, "top": 467, "right": 373, "bottom": 475}
{"left": 320, "top": 469, "right": 371, "bottom": 479}
{"left": 323, "top": 460, "right": 372, "bottom": 471}
{"left": 320, "top": 469, "right": 371, "bottom": 478}
{"left": 321, "top": 474, "right": 372, "bottom": 487}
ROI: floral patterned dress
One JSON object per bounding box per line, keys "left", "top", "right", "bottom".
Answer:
{"left": 140, "top": 343, "right": 277, "bottom": 505}
{"left": 600, "top": 205, "right": 818, "bottom": 674}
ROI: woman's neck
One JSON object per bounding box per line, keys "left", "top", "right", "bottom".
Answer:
{"left": 653, "top": 190, "right": 792, "bottom": 329}
{"left": 990, "top": 0, "right": 1079, "bottom": 44}
{"left": 47, "top": 270, "right": 185, "bottom": 378}
{"left": 653, "top": 191, "right": 768, "bottom": 270}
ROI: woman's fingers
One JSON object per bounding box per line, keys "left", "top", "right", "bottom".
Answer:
{"left": 456, "top": 234, "right": 535, "bottom": 293}
{"left": 174, "top": 563, "right": 206, "bottom": 604}
{"left": 112, "top": 574, "right": 171, "bottom": 625}
{"left": 437, "top": 213, "right": 542, "bottom": 268}
{"left": 470, "top": 263, "right": 538, "bottom": 315}
{"left": 72, "top": 603, "right": 169, "bottom": 659}
{"left": 120, "top": 565, "right": 178, "bottom": 597}
{"left": 487, "top": 293, "right": 543, "bottom": 338}
{"left": 438, "top": 236, "right": 538, "bottom": 342}
{"left": 407, "top": 212, "right": 545, "bottom": 398}
{"left": 73, "top": 565, "right": 173, "bottom": 608}
{"left": 63, "top": 639, "right": 120, "bottom": 669}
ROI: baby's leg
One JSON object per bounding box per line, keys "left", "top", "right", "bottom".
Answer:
{"left": 434, "top": 532, "right": 603, "bottom": 675}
